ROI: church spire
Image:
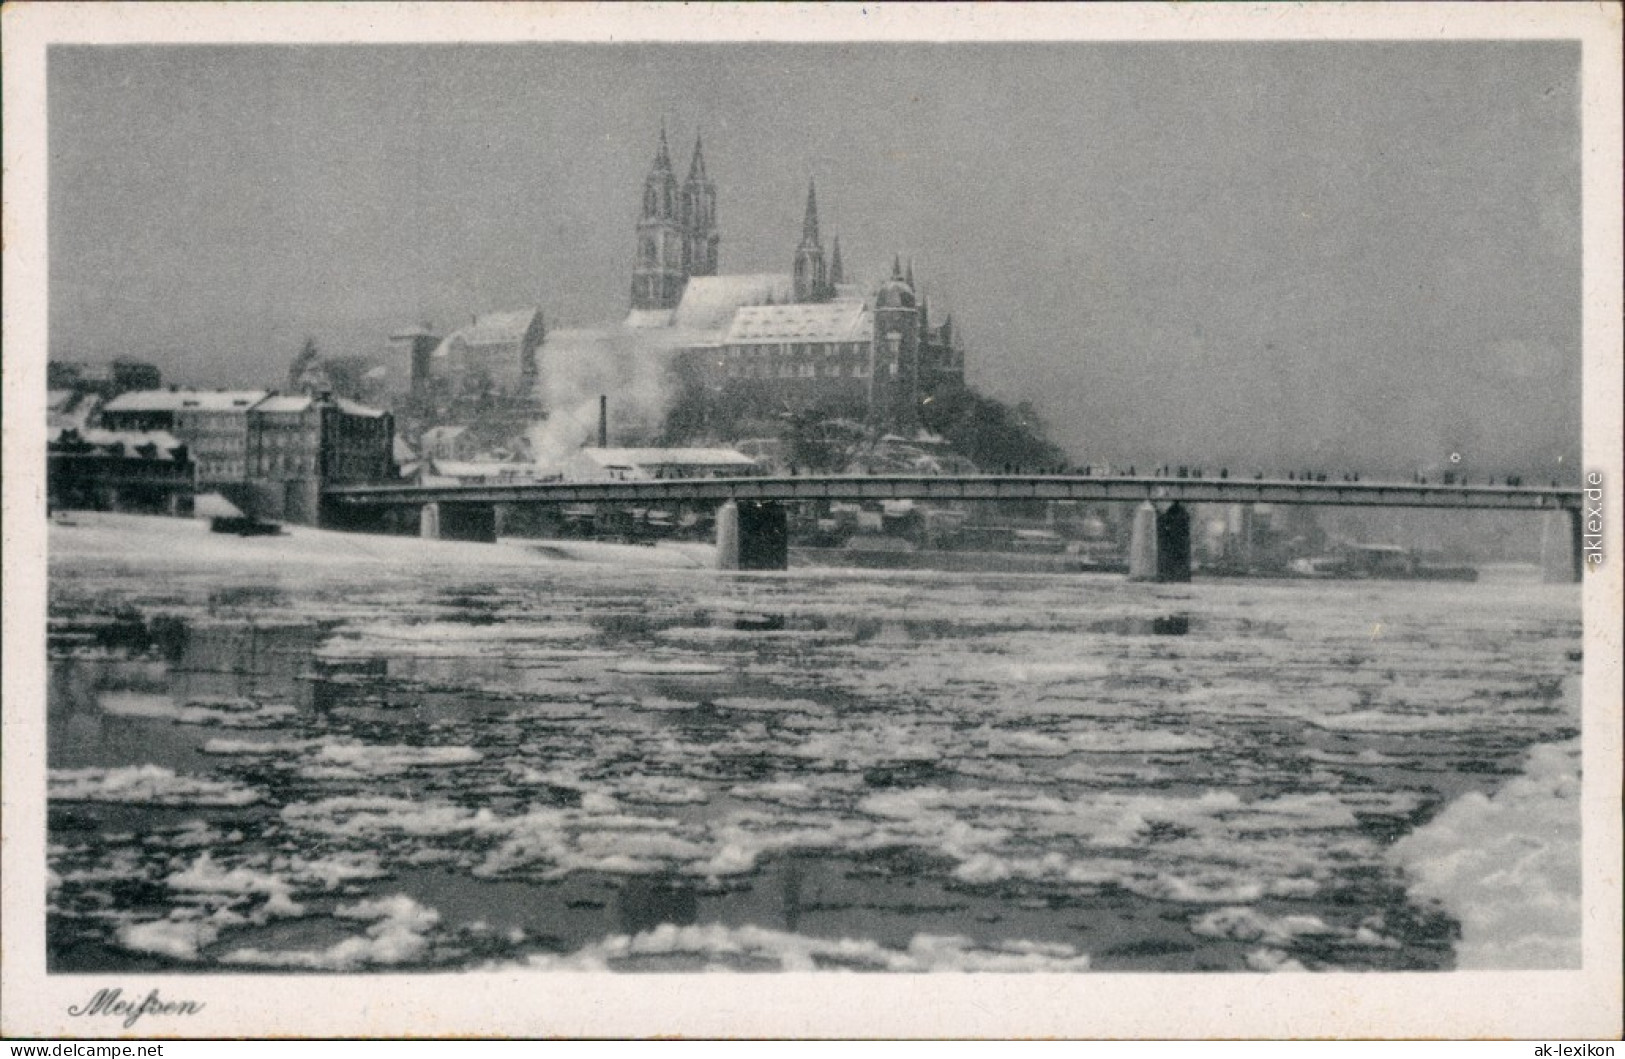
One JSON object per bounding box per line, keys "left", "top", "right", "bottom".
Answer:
{"left": 829, "top": 236, "right": 844, "bottom": 287}
{"left": 905, "top": 259, "right": 915, "bottom": 288}
{"left": 681, "top": 130, "right": 718, "bottom": 278}
{"left": 801, "top": 179, "right": 821, "bottom": 246}
{"left": 687, "top": 134, "right": 707, "bottom": 181}
{"left": 633, "top": 122, "right": 685, "bottom": 311}
{"left": 793, "top": 178, "right": 828, "bottom": 304}
{"left": 655, "top": 120, "right": 672, "bottom": 170}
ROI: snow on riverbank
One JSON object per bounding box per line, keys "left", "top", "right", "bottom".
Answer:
{"left": 1391, "top": 738, "right": 1581, "bottom": 969}
{"left": 48, "top": 511, "right": 713, "bottom": 570}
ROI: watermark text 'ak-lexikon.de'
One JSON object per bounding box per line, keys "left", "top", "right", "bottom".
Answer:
{"left": 1583, "top": 471, "right": 1603, "bottom": 566}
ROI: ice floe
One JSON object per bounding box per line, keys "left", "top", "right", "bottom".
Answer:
{"left": 281, "top": 796, "right": 501, "bottom": 838}
{"left": 202, "top": 737, "right": 315, "bottom": 756}
{"left": 50, "top": 765, "right": 260, "bottom": 807}
{"left": 175, "top": 698, "right": 298, "bottom": 728}
{"left": 511, "top": 922, "right": 1092, "bottom": 972}
{"left": 167, "top": 852, "right": 304, "bottom": 917}
{"left": 612, "top": 660, "right": 731, "bottom": 676}
{"left": 117, "top": 908, "right": 245, "bottom": 961}
{"left": 300, "top": 743, "right": 483, "bottom": 779}
{"left": 50, "top": 526, "right": 1584, "bottom": 974}
{"left": 221, "top": 894, "right": 441, "bottom": 970}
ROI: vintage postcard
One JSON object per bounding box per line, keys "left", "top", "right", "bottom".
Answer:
{"left": 3, "top": 1, "right": 1620, "bottom": 1040}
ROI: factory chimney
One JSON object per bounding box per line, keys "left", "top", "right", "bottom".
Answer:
{"left": 598, "top": 395, "right": 608, "bottom": 449}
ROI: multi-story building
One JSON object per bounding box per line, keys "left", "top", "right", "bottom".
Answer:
{"left": 98, "top": 389, "right": 268, "bottom": 486}
{"left": 244, "top": 393, "right": 394, "bottom": 523}
{"left": 421, "top": 310, "right": 543, "bottom": 400}
{"left": 47, "top": 427, "right": 194, "bottom": 515}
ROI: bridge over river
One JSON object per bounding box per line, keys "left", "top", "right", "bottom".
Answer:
{"left": 321, "top": 473, "right": 1585, "bottom": 582}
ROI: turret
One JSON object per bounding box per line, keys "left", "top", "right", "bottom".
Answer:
{"left": 871, "top": 256, "right": 921, "bottom": 432}
{"left": 792, "top": 179, "right": 829, "bottom": 303}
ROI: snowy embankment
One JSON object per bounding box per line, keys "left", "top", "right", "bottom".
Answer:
{"left": 1390, "top": 737, "right": 1581, "bottom": 969}
{"left": 46, "top": 511, "right": 713, "bottom": 570}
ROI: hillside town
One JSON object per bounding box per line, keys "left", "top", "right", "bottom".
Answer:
{"left": 46, "top": 124, "right": 1492, "bottom": 577}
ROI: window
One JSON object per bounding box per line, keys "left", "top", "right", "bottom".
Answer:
{"left": 800, "top": 363, "right": 816, "bottom": 378}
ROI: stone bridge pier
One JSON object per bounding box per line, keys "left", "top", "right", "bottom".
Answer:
{"left": 1127, "top": 500, "right": 1192, "bottom": 583}
{"left": 420, "top": 501, "right": 498, "bottom": 544}
{"left": 716, "top": 500, "right": 788, "bottom": 571}
{"left": 1539, "top": 507, "right": 1584, "bottom": 584}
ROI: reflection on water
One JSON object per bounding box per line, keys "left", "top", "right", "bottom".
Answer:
{"left": 1087, "top": 614, "right": 1192, "bottom": 637}
{"left": 45, "top": 562, "right": 1581, "bottom": 972}
{"left": 618, "top": 876, "right": 700, "bottom": 936}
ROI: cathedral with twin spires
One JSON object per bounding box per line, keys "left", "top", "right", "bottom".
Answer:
{"left": 625, "top": 126, "right": 964, "bottom": 434}
{"left": 631, "top": 126, "right": 718, "bottom": 313}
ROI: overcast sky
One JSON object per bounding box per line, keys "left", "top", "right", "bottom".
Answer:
{"left": 48, "top": 42, "right": 1580, "bottom": 474}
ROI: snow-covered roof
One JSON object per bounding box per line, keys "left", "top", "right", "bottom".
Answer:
{"left": 253, "top": 395, "right": 314, "bottom": 414}
{"left": 624, "top": 309, "right": 675, "bottom": 330}
{"left": 672, "top": 274, "right": 795, "bottom": 332}
{"left": 724, "top": 301, "right": 871, "bottom": 345}
{"left": 253, "top": 394, "right": 387, "bottom": 418}
{"left": 49, "top": 427, "right": 186, "bottom": 455}
{"left": 421, "top": 425, "right": 468, "bottom": 443}
{"left": 574, "top": 447, "right": 757, "bottom": 469}
{"left": 429, "top": 460, "right": 547, "bottom": 480}
{"left": 102, "top": 389, "right": 268, "bottom": 413}
{"left": 334, "top": 397, "right": 387, "bottom": 418}
{"left": 436, "top": 309, "right": 541, "bottom": 354}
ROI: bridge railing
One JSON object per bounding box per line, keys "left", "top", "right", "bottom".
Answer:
{"left": 323, "top": 473, "right": 1582, "bottom": 512}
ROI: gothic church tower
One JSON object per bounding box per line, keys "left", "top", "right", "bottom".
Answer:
{"left": 792, "top": 180, "right": 830, "bottom": 304}
{"left": 681, "top": 135, "right": 719, "bottom": 279}
{"left": 631, "top": 126, "right": 687, "bottom": 312}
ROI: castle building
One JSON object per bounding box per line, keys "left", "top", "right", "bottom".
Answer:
{"left": 615, "top": 126, "right": 965, "bottom": 435}
{"left": 500, "top": 126, "right": 968, "bottom": 460}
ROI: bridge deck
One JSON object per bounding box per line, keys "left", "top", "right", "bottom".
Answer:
{"left": 324, "top": 474, "right": 1580, "bottom": 511}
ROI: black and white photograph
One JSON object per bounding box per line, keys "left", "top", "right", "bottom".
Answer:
{"left": 3, "top": 1, "right": 1620, "bottom": 1041}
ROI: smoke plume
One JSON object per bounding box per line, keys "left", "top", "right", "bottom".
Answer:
{"left": 527, "top": 324, "right": 696, "bottom": 472}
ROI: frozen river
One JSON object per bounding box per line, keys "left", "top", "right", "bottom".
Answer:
{"left": 45, "top": 515, "right": 1582, "bottom": 973}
